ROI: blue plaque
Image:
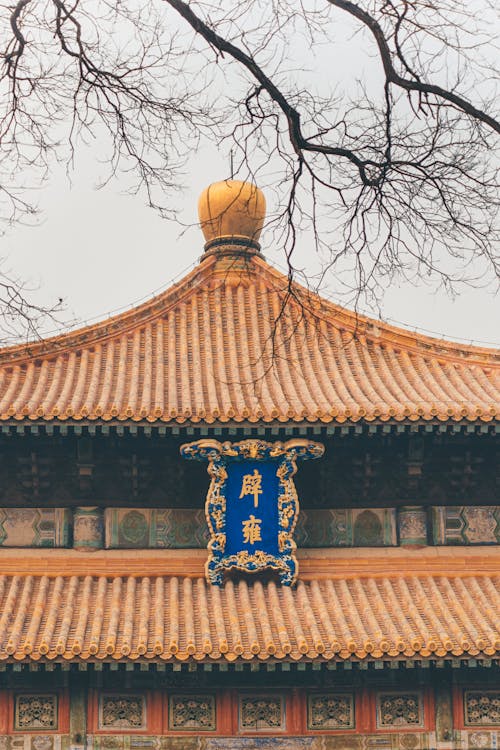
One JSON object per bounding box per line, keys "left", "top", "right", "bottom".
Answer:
{"left": 180, "top": 439, "right": 324, "bottom": 585}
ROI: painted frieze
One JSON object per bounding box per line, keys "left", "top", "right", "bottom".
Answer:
{"left": 85, "top": 734, "right": 443, "bottom": 750}
{"left": 104, "top": 507, "right": 398, "bottom": 549}
{"left": 180, "top": 439, "right": 324, "bottom": 585}
{"left": 296, "top": 508, "right": 397, "bottom": 547}
{"left": 105, "top": 509, "right": 155, "bottom": 548}
{"left": 432, "top": 506, "right": 500, "bottom": 545}
{"left": 104, "top": 509, "right": 208, "bottom": 549}
{"left": 0, "top": 739, "right": 65, "bottom": 750}
{"left": 0, "top": 509, "right": 70, "bottom": 547}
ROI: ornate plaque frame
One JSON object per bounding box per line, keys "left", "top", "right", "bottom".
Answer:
{"left": 180, "top": 438, "right": 324, "bottom": 585}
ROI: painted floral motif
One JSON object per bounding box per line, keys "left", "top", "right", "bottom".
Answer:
{"left": 99, "top": 694, "right": 146, "bottom": 729}
{"left": 468, "top": 732, "right": 495, "bottom": 748}
{"left": 239, "top": 695, "right": 285, "bottom": 731}
{"left": 93, "top": 739, "right": 124, "bottom": 750}
{"left": 307, "top": 693, "right": 355, "bottom": 730}
{"left": 31, "top": 739, "right": 54, "bottom": 750}
{"left": 465, "top": 692, "right": 500, "bottom": 725}
{"left": 376, "top": 693, "right": 423, "bottom": 728}
{"left": 398, "top": 509, "right": 427, "bottom": 544}
{"left": 120, "top": 511, "right": 149, "bottom": 545}
{"left": 14, "top": 695, "right": 57, "bottom": 730}
{"left": 169, "top": 694, "right": 216, "bottom": 730}
{"left": 432, "top": 506, "right": 500, "bottom": 545}
{"left": 464, "top": 509, "right": 498, "bottom": 543}
{"left": 204, "top": 741, "right": 314, "bottom": 749}
{"left": 0, "top": 509, "right": 70, "bottom": 547}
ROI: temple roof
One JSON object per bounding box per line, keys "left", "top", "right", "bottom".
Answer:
{"left": 0, "top": 180, "right": 498, "bottom": 426}
{"left": 0, "top": 549, "right": 497, "bottom": 663}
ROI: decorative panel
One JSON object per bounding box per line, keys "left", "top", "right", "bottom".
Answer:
{"left": 0, "top": 509, "right": 70, "bottom": 548}
{"left": 0, "top": 739, "right": 66, "bottom": 750}
{"left": 206, "top": 742, "right": 313, "bottom": 750}
{"left": 98, "top": 694, "right": 146, "bottom": 730}
{"left": 398, "top": 507, "right": 428, "bottom": 546}
{"left": 94, "top": 742, "right": 315, "bottom": 750}
{"left": 0, "top": 735, "right": 473, "bottom": 750}
{"left": 376, "top": 692, "right": 424, "bottom": 729}
{"left": 464, "top": 731, "right": 500, "bottom": 748}
{"left": 432, "top": 506, "right": 500, "bottom": 545}
{"left": 297, "top": 508, "right": 397, "bottom": 547}
{"left": 154, "top": 509, "right": 208, "bottom": 547}
{"left": 169, "top": 694, "right": 216, "bottom": 731}
{"left": 239, "top": 695, "right": 285, "bottom": 732}
{"left": 105, "top": 508, "right": 397, "bottom": 549}
{"left": 104, "top": 509, "right": 208, "bottom": 548}
{"left": 307, "top": 693, "right": 355, "bottom": 730}
{"left": 73, "top": 506, "right": 104, "bottom": 549}
{"left": 105, "top": 510, "right": 154, "bottom": 548}
{"left": 14, "top": 694, "right": 58, "bottom": 730}
{"left": 464, "top": 691, "right": 500, "bottom": 726}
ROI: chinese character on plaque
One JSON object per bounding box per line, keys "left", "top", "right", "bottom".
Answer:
{"left": 180, "top": 439, "right": 324, "bottom": 585}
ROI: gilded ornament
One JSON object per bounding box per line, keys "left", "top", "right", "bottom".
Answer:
{"left": 181, "top": 438, "right": 324, "bottom": 585}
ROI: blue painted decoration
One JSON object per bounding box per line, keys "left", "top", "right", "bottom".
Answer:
{"left": 180, "top": 439, "right": 324, "bottom": 585}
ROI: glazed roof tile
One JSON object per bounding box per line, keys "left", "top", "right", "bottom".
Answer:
{"left": 0, "top": 253, "right": 498, "bottom": 425}
{"left": 0, "top": 563, "right": 498, "bottom": 662}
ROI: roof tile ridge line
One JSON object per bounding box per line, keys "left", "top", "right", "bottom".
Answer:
{"left": 255, "top": 256, "right": 500, "bottom": 365}
{"left": 0, "top": 258, "right": 218, "bottom": 366}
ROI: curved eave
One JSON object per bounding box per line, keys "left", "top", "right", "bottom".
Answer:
{"left": 0, "top": 418, "right": 498, "bottom": 433}
{"left": 0, "top": 548, "right": 498, "bottom": 664}
{"left": 0, "top": 253, "right": 497, "bottom": 425}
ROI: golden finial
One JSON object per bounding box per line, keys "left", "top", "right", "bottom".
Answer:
{"left": 198, "top": 180, "right": 266, "bottom": 256}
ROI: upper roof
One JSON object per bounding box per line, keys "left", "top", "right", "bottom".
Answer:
{"left": 0, "top": 180, "right": 498, "bottom": 426}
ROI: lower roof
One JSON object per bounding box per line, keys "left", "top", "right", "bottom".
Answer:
{"left": 0, "top": 548, "right": 498, "bottom": 664}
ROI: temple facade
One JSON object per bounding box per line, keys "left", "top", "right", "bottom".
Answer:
{"left": 0, "top": 180, "right": 498, "bottom": 750}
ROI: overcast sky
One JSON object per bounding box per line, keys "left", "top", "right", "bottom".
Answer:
{"left": 1, "top": 2, "right": 498, "bottom": 347}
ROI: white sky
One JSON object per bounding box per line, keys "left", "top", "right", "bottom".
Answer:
{"left": 1, "top": 2, "right": 498, "bottom": 347}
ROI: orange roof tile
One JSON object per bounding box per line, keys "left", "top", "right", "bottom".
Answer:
{"left": 0, "top": 549, "right": 498, "bottom": 663}
{"left": 0, "top": 252, "right": 498, "bottom": 425}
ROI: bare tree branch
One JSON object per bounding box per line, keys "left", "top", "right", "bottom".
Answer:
{"left": 328, "top": 0, "right": 500, "bottom": 134}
